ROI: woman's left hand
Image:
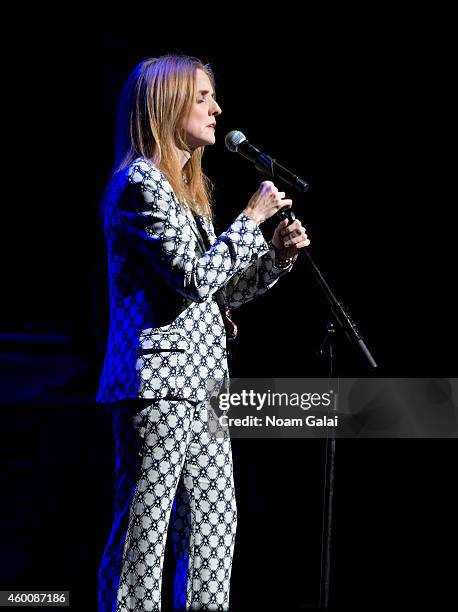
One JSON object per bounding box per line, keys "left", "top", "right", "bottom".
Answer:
{"left": 271, "top": 218, "right": 310, "bottom": 259}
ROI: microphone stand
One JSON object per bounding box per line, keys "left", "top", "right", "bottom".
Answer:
{"left": 276, "top": 208, "right": 377, "bottom": 608}
{"left": 228, "top": 135, "right": 378, "bottom": 605}
{"left": 260, "top": 157, "right": 378, "bottom": 608}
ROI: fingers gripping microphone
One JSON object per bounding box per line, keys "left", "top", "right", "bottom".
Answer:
{"left": 224, "top": 130, "right": 309, "bottom": 194}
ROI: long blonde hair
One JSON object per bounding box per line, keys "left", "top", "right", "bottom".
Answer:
{"left": 113, "top": 54, "right": 216, "bottom": 218}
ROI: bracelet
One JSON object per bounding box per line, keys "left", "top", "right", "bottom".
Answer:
{"left": 269, "top": 242, "right": 294, "bottom": 269}
{"left": 274, "top": 255, "right": 294, "bottom": 269}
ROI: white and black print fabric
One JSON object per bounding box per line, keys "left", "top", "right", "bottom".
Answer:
{"left": 96, "top": 157, "right": 294, "bottom": 406}
{"left": 98, "top": 398, "right": 237, "bottom": 611}
{"left": 96, "top": 157, "right": 296, "bottom": 610}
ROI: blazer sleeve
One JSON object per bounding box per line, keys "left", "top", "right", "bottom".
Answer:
{"left": 108, "top": 160, "right": 271, "bottom": 303}
{"left": 217, "top": 246, "right": 297, "bottom": 310}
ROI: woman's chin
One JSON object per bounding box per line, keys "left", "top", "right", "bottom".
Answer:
{"left": 203, "top": 132, "right": 216, "bottom": 146}
{"left": 188, "top": 136, "right": 215, "bottom": 149}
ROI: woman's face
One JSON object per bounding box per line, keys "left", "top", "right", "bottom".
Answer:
{"left": 183, "top": 68, "right": 222, "bottom": 150}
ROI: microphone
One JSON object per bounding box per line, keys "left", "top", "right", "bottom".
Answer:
{"left": 225, "top": 130, "right": 309, "bottom": 193}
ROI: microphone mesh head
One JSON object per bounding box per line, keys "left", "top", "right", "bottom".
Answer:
{"left": 225, "top": 130, "right": 247, "bottom": 152}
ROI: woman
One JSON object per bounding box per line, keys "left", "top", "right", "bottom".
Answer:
{"left": 97, "top": 54, "right": 309, "bottom": 611}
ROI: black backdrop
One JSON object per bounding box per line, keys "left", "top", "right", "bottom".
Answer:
{"left": 1, "top": 13, "right": 456, "bottom": 611}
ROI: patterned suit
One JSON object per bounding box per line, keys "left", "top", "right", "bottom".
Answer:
{"left": 97, "top": 157, "right": 295, "bottom": 610}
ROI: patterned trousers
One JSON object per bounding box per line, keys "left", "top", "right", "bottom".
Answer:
{"left": 98, "top": 398, "right": 238, "bottom": 611}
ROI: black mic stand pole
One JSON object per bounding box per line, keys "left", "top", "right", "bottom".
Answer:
{"left": 232, "top": 142, "right": 378, "bottom": 605}
{"left": 317, "top": 321, "right": 337, "bottom": 609}
{"left": 277, "top": 208, "right": 378, "bottom": 608}
{"left": 256, "top": 155, "right": 378, "bottom": 608}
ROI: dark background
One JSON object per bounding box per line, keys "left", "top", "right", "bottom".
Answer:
{"left": 1, "top": 11, "right": 456, "bottom": 611}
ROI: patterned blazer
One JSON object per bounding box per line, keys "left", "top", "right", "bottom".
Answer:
{"left": 96, "top": 157, "right": 295, "bottom": 405}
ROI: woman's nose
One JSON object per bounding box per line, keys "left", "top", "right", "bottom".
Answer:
{"left": 211, "top": 101, "right": 222, "bottom": 116}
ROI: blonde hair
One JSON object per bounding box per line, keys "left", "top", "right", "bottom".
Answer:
{"left": 113, "top": 54, "right": 216, "bottom": 218}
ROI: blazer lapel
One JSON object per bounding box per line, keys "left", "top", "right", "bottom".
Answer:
{"left": 180, "top": 203, "right": 205, "bottom": 252}
{"left": 184, "top": 204, "right": 215, "bottom": 251}
{"left": 194, "top": 214, "right": 216, "bottom": 248}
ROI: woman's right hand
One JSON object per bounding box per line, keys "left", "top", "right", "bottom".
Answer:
{"left": 242, "top": 181, "right": 293, "bottom": 225}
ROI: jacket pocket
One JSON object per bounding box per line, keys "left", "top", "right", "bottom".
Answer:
{"left": 138, "top": 330, "right": 189, "bottom": 353}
